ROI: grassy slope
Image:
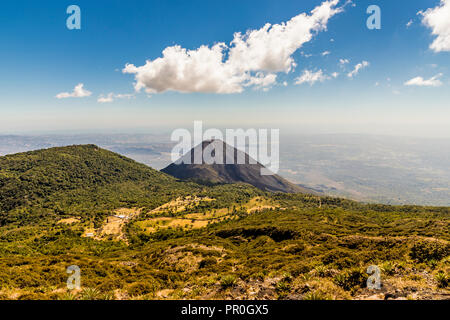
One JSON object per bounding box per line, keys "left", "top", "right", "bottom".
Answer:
{"left": 0, "top": 146, "right": 448, "bottom": 300}
{"left": 0, "top": 145, "right": 206, "bottom": 225}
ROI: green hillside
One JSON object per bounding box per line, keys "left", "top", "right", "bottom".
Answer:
{"left": 0, "top": 145, "right": 448, "bottom": 300}
{"left": 0, "top": 145, "right": 197, "bottom": 225}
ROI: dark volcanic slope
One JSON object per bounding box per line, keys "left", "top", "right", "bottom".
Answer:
{"left": 162, "top": 140, "right": 317, "bottom": 194}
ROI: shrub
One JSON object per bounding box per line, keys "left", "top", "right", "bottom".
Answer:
{"left": 79, "top": 287, "right": 104, "bottom": 300}
{"left": 127, "top": 280, "right": 159, "bottom": 297}
{"left": 251, "top": 271, "right": 265, "bottom": 281}
{"left": 380, "top": 261, "right": 395, "bottom": 276}
{"left": 199, "top": 257, "right": 217, "bottom": 269}
{"left": 302, "top": 290, "right": 332, "bottom": 300}
{"left": 59, "top": 291, "right": 78, "bottom": 300}
{"left": 333, "top": 268, "right": 368, "bottom": 291}
{"left": 97, "top": 279, "right": 123, "bottom": 292}
{"left": 321, "top": 249, "right": 358, "bottom": 269}
{"left": 17, "top": 292, "right": 47, "bottom": 300}
{"left": 284, "top": 243, "right": 305, "bottom": 254}
{"left": 280, "top": 272, "right": 293, "bottom": 283}
{"left": 275, "top": 281, "right": 291, "bottom": 294}
{"left": 220, "top": 275, "right": 237, "bottom": 289}
{"left": 287, "top": 262, "right": 313, "bottom": 277}
{"left": 426, "top": 259, "right": 439, "bottom": 269}
{"left": 314, "top": 265, "right": 330, "bottom": 278}
{"left": 410, "top": 241, "right": 449, "bottom": 263}
{"left": 435, "top": 272, "right": 448, "bottom": 288}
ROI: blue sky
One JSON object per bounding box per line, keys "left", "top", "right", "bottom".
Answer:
{"left": 0, "top": 0, "right": 449, "bottom": 137}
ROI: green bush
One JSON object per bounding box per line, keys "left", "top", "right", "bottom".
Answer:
{"left": 314, "top": 265, "right": 330, "bottom": 278}
{"left": 321, "top": 249, "right": 359, "bottom": 269}
{"left": 127, "top": 280, "right": 159, "bottom": 297}
{"left": 410, "top": 241, "right": 449, "bottom": 263}
{"left": 79, "top": 288, "right": 104, "bottom": 300}
{"left": 302, "top": 291, "right": 332, "bottom": 300}
{"left": 275, "top": 281, "right": 291, "bottom": 294}
{"left": 220, "top": 275, "right": 237, "bottom": 289}
{"left": 333, "top": 268, "right": 368, "bottom": 291}
{"left": 435, "top": 272, "right": 448, "bottom": 288}
{"left": 380, "top": 261, "right": 395, "bottom": 276}
{"left": 199, "top": 257, "right": 217, "bottom": 269}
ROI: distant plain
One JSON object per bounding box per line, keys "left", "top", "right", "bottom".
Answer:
{"left": 1, "top": 133, "right": 449, "bottom": 206}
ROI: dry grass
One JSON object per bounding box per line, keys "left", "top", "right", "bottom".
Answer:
{"left": 56, "top": 218, "right": 80, "bottom": 225}
{"left": 81, "top": 208, "right": 142, "bottom": 242}
{"left": 136, "top": 197, "right": 278, "bottom": 235}
{"left": 151, "top": 196, "right": 215, "bottom": 214}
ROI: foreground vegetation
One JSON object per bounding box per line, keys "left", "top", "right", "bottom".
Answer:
{"left": 0, "top": 145, "right": 448, "bottom": 300}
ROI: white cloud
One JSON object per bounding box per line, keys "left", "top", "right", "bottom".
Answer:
{"left": 406, "top": 19, "right": 413, "bottom": 28}
{"left": 243, "top": 72, "right": 277, "bottom": 90}
{"left": 123, "top": 0, "right": 343, "bottom": 94}
{"left": 295, "top": 69, "right": 330, "bottom": 85}
{"left": 321, "top": 50, "right": 331, "bottom": 56}
{"left": 115, "top": 93, "right": 134, "bottom": 99}
{"left": 56, "top": 83, "right": 92, "bottom": 99}
{"left": 331, "top": 72, "right": 339, "bottom": 78}
{"left": 97, "top": 93, "right": 114, "bottom": 103}
{"left": 347, "top": 61, "right": 369, "bottom": 78}
{"left": 404, "top": 73, "right": 443, "bottom": 87}
{"left": 97, "top": 93, "right": 135, "bottom": 103}
{"left": 420, "top": 0, "right": 450, "bottom": 52}
{"left": 345, "top": 0, "right": 356, "bottom": 8}
{"left": 339, "top": 58, "right": 349, "bottom": 65}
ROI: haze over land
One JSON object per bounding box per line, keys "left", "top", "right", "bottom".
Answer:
{"left": 1, "top": 132, "right": 449, "bottom": 206}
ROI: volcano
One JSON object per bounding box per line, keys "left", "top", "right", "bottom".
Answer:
{"left": 161, "top": 140, "right": 318, "bottom": 194}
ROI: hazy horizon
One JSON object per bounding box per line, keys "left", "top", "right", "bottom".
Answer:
{"left": 2, "top": 132, "right": 449, "bottom": 206}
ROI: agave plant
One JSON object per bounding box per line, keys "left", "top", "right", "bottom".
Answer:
{"left": 435, "top": 272, "right": 448, "bottom": 288}
{"left": 79, "top": 287, "right": 103, "bottom": 300}
{"left": 59, "top": 291, "right": 79, "bottom": 300}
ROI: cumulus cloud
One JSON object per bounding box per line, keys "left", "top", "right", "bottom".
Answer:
{"left": 243, "top": 72, "right": 277, "bottom": 90}
{"left": 123, "top": 0, "right": 343, "bottom": 94}
{"left": 347, "top": 61, "right": 369, "bottom": 78}
{"left": 321, "top": 50, "right": 331, "bottom": 56}
{"left": 404, "top": 73, "right": 443, "bottom": 87}
{"left": 295, "top": 69, "right": 330, "bottom": 85}
{"left": 97, "top": 93, "right": 135, "bottom": 103}
{"left": 339, "top": 58, "right": 349, "bottom": 66}
{"left": 420, "top": 0, "right": 450, "bottom": 52}
{"left": 97, "top": 93, "right": 114, "bottom": 103}
{"left": 406, "top": 19, "right": 413, "bottom": 28}
{"left": 56, "top": 83, "right": 92, "bottom": 99}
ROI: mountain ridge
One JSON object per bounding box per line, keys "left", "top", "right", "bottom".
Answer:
{"left": 162, "top": 140, "right": 318, "bottom": 194}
